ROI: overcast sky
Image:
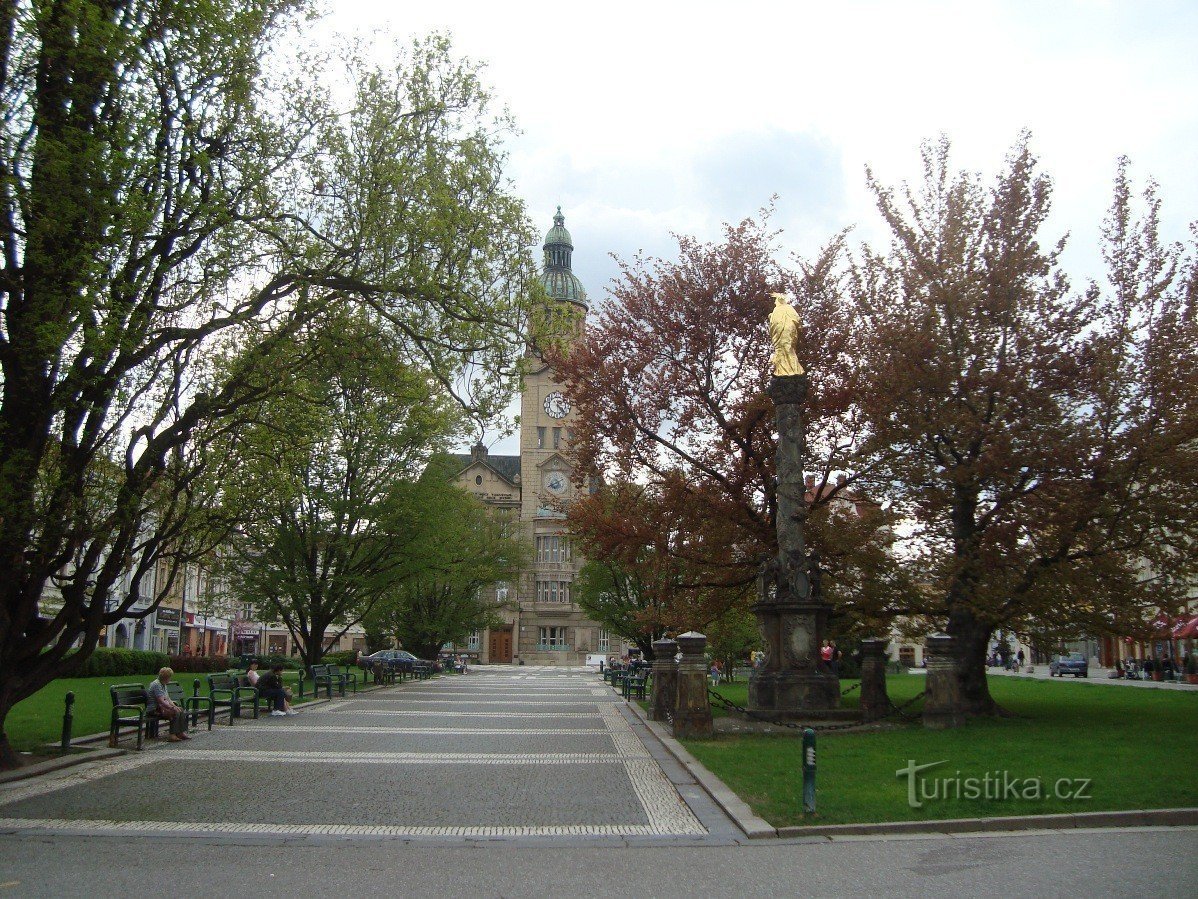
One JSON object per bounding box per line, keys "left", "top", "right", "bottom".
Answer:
{"left": 319, "top": 0, "right": 1198, "bottom": 452}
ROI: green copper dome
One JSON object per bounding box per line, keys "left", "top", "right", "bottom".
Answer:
{"left": 541, "top": 206, "right": 587, "bottom": 308}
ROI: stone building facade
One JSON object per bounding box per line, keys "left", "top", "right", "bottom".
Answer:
{"left": 447, "top": 209, "right": 625, "bottom": 665}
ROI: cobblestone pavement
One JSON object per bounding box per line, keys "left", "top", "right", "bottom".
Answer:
{"left": 0, "top": 666, "right": 738, "bottom": 845}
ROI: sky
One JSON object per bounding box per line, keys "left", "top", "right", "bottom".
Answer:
{"left": 316, "top": 0, "right": 1198, "bottom": 452}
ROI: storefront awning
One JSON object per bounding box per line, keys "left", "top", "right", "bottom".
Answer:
{"left": 1173, "top": 615, "right": 1198, "bottom": 639}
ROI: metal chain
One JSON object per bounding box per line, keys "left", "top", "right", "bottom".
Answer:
{"left": 840, "top": 681, "right": 862, "bottom": 696}
{"left": 707, "top": 687, "right": 927, "bottom": 732}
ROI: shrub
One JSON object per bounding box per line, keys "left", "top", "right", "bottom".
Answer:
{"left": 322, "top": 650, "right": 357, "bottom": 667}
{"left": 168, "top": 654, "right": 231, "bottom": 673}
{"left": 259, "top": 654, "right": 303, "bottom": 671}
{"left": 70, "top": 647, "right": 171, "bottom": 677}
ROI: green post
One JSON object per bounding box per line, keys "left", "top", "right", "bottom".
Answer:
{"left": 60, "top": 691, "right": 75, "bottom": 752}
{"left": 802, "top": 727, "right": 817, "bottom": 815}
{"left": 193, "top": 678, "right": 200, "bottom": 697}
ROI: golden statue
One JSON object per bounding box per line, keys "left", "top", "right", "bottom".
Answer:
{"left": 768, "top": 293, "right": 804, "bottom": 376}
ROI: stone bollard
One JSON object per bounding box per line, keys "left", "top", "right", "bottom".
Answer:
{"left": 858, "top": 638, "right": 891, "bottom": 722}
{"left": 922, "top": 633, "right": 964, "bottom": 729}
{"left": 649, "top": 636, "right": 679, "bottom": 722}
{"left": 672, "top": 631, "right": 713, "bottom": 739}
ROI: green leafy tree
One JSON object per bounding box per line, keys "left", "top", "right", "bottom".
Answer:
{"left": 220, "top": 314, "right": 466, "bottom": 668}
{"left": 366, "top": 473, "right": 528, "bottom": 660}
{"left": 0, "top": 3, "right": 535, "bottom": 767}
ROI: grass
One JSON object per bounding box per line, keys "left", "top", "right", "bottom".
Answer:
{"left": 4, "top": 670, "right": 317, "bottom": 754}
{"left": 682, "top": 674, "right": 1198, "bottom": 827}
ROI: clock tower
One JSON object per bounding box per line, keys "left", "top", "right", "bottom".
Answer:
{"left": 449, "top": 209, "right": 625, "bottom": 665}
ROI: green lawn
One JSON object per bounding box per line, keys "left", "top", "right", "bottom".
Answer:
{"left": 683, "top": 674, "right": 1198, "bottom": 827}
{"left": 5, "top": 671, "right": 318, "bottom": 754}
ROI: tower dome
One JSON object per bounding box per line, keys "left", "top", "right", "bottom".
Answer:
{"left": 541, "top": 206, "right": 587, "bottom": 308}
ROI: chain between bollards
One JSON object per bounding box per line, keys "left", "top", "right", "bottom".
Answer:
{"left": 802, "top": 727, "right": 816, "bottom": 815}
{"left": 60, "top": 691, "right": 75, "bottom": 752}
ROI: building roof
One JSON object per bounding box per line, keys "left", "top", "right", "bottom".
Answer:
{"left": 447, "top": 446, "right": 522, "bottom": 485}
{"left": 541, "top": 207, "right": 587, "bottom": 309}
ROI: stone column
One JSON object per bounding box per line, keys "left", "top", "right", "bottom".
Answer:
{"left": 748, "top": 374, "right": 839, "bottom": 719}
{"left": 671, "top": 631, "right": 713, "bottom": 739}
{"left": 649, "top": 636, "right": 678, "bottom": 722}
{"left": 858, "top": 638, "right": 891, "bottom": 722}
{"left": 922, "top": 633, "right": 963, "bottom": 729}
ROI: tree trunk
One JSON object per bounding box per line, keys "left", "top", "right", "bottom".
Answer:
{"left": 0, "top": 705, "right": 22, "bottom": 770}
{"left": 946, "top": 608, "right": 1001, "bottom": 716}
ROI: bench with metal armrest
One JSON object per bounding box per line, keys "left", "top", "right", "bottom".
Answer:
{"left": 310, "top": 664, "right": 347, "bottom": 698}
{"left": 207, "top": 672, "right": 259, "bottom": 721}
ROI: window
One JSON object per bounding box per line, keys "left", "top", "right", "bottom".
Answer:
{"left": 552, "top": 427, "right": 561, "bottom": 449}
{"left": 495, "top": 581, "right": 510, "bottom": 602}
{"left": 598, "top": 629, "right": 611, "bottom": 652}
{"left": 475, "top": 474, "right": 483, "bottom": 485}
{"left": 468, "top": 630, "right": 480, "bottom": 650}
{"left": 537, "top": 426, "right": 546, "bottom": 449}
{"left": 538, "top": 626, "right": 568, "bottom": 649}
{"left": 536, "top": 580, "right": 571, "bottom": 603}
{"left": 536, "top": 535, "right": 571, "bottom": 564}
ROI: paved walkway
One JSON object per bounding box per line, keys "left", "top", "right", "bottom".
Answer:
{"left": 987, "top": 667, "right": 1197, "bottom": 691}
{"left": 0, "top": 666, "right": 737, "bottom": 845}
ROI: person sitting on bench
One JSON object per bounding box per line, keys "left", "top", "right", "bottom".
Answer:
{"left": 258, "top": 664, "right": 293, "bottom": 717}
{"left": 147, "top": 667, "right": 190, "bottom": 742}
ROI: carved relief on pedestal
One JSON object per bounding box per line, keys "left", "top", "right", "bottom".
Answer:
{"left": 784, "top": 614, "right": 816, "bottom": 668}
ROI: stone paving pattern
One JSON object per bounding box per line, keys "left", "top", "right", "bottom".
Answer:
{"left": 0, "top": 666, "right": 718, "bottom": 841}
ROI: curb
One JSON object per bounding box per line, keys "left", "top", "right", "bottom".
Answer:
{"left": 775, "top": 807, "right": 1198, "bottom": 839}
{"left": 626, "top": 699, "right": 778, "bottom": 840}
{"left": 0, "top": 747, "right": 127, "bottom": 785}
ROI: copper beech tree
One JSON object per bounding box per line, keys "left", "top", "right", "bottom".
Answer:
{"left": 551, "top": 216, "right": 915, "bottom": 642}
{"left": 851, "top": 138, "right": 1198, "bottom": 715}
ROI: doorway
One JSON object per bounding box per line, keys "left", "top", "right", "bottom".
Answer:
{"left": 488, "top": 628, "right": 513, "bottom": 663}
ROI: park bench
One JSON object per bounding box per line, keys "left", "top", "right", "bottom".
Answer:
{"left": 610, "top": 669, "right": 627, "bottom": 692}
{"left": 412, "top": 661, "right": 434, "bottom": 680}
{"left": 108, "top": 682, "right": 212, "bottom": 750}
{"left": 208, "top": 672, "right": 259, "bottom": 721}
{"left": 339, "top": 665, "right": 358, "bottom": 694}
{"left": 310, "top": 664, "right": 347, "bottom": 698}
{"left": 622, "top": 671, "right": 649, "bottom": 701}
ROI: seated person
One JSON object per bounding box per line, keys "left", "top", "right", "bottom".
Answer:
{"left": 146, "top": 667, "right": 190, "bottom": 742}
{"left": 257, "top": 664, "right": 296, "bottom": 717}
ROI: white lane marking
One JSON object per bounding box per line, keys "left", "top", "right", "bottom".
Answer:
{"left": 311, "top": 709, "right": 601, "bottom": 719}
{"left": 160, "top": 750, "right": 622, "bottom": 764}
{"left": 209, "top": 725, "right": 613, "bottom": 735}
{"left": 0, "top": 818, "right": 669, "bottom": 837}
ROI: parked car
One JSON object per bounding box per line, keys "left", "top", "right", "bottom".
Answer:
{"left": 359, "top": 649, "right": 419, "bottom": 670}
{"left": 1049, "top": 652, "right": 1089, "bottom": 677}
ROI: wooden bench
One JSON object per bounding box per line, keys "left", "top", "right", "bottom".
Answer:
{"left": 207, "top": 672, "right": 259, "bottom": 721}
{"left": 310, "top": 664, "right": 347, "bottom": 698}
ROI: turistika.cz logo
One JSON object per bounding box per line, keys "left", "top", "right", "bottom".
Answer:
{"left": 895, "top": 759, "right": 1093, "bottom": 809}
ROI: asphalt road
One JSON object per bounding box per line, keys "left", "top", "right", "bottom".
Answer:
{"left": 0, "top": 826, "right": 1193, "bottom": 897}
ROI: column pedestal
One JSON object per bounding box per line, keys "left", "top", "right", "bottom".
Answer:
{"left": 671, "top": 632, "right": 713, "bottom": 739}
{"left": 922, "top": 633, "right": 964, "bottom": 729}
{"left": 649, "top": 637, "right": 678, "bottom": 722}
{"left": 859, "top": 637, "right": 891, "bottom": 722}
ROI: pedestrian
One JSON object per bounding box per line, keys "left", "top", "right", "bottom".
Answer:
{"left": 830, "top": 642, "right": 841, "bottom": 678}
{"left": 710, "top": 660, "right": 721, "bottom": 687}
{"left": 820, "top": 640, "right": 834, "bottom": 673}
{"left": 1016, "top": 648, "right": 1025, "bottom": 669}
{"left": 145, "top": 667, "right": 190, "bottom": 742}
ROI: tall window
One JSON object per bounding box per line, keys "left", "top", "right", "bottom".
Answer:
{"left": 552, "top": 427, "right": 561, "bottom": 448}
{"left": 495, "top": 581, "right": 510, "bottom": 602}
{"left": 536, "top": 535, "right": 571, "bottom": 564}
{"left": 598, "top": 629, "right": 611, "bottom": 652}
{"left": 536, "top": 580, "right": 571, "bottom": 603}
{"left": 538, "top": 626, "right": 568, "bottom": 648}
{"left": 468, "top": 630, "right": 480, "bottom": 650}
{"left": 537, "top": 426, "right": 546, "bottom": 449}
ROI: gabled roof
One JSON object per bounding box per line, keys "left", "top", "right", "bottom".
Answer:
{"left": 447, "top": 451, "right": 521, "bottom": 485}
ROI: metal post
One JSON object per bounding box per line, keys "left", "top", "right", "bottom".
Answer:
{"left": 193, "top": 678, "right": 200, "bottom": 697}
{"left": 60, "top": 691, "right": 75, "bottom": 752}
{"left": 802, "top": 727, "right": 816, "bottom": 815}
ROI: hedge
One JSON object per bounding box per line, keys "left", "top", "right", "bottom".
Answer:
{"left": 167, "top": 654, "right": 232, "bottom": 673}
{"left": 69, "top": 648, "right": 170, "bottom": 677}
{"left": 322, "top": 650, "right": 358, "bottom": 667}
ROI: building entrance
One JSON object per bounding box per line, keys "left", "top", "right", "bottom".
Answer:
{"left": 488, "top": 628, "right": 513, "bottom": 663}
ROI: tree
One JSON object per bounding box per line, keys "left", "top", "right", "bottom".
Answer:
{"left": 851, "top": 137, "right": 1198, "bottom": 715}
{"left": 574, "top": 555, "right": 672, "bottom": 660}
{"left": 553, "top": 215, "right": 909, "bottom": 635}
{"left": 365, "top": 472, "right": 528, "bottom": 660}
{"left": 0, "top": 3, "right": 535, "bottom": 767}
{"left": 220, "top": 314, "right": 464, "bottom": 668}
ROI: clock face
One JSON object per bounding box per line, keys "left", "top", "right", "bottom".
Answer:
{"left": 543, "top": 472, "right": 568, "bottom": 496}
{"left": 544, "top": 391, "right": 570, "bottom": 419}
